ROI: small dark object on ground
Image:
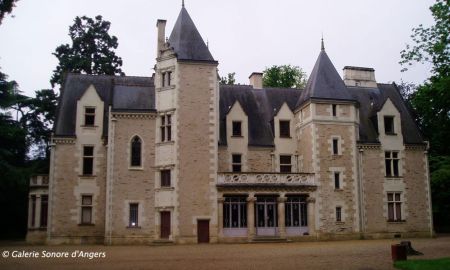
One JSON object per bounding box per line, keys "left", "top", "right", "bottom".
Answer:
{"left": 400, "top": 241, "right": 424, "bottom": 256}
{"left": 392, "top": 244, "right": 407, "bottom": 261}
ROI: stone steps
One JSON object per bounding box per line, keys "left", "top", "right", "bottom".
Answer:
{"left": 251, "top": 236, "right": 290, "bottom": 243}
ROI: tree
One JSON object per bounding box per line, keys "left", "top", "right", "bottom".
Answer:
{"left": 400, "top": 0, "right": 450, "bottom": 232}
{"left": 51, "top": 15, "right": 125, "bottom": 87}
{"left": 262, "top": 65, "right": 307, "bottom": 89}
{"left": 220, "top": 72, "right": 236, "bottom": 85}
{"left": 0, "top": 0, "right": 19, "bottom": 24}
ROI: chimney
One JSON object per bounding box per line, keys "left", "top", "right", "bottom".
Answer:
{"left": 343, "top": 66, "right": 377, "bottom": 87}
{"left": 156, "top": 19, "right": 167, "bottom": 58}
{"left": 249, "top": 72, "right": 263, "bottom": 89}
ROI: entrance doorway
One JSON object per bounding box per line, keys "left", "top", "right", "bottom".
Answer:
{"left": 197, "top": 219, "right": 210, "bottom": 243}
{"left": 255, "top": 197, "right": 278, "bottom": 236}
{"left": 160, "top": 211, "right": 171, "bottom": 239}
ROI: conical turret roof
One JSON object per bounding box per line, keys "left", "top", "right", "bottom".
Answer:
{"left": 168, "top": 7, "right": 215, "bottom": 62}
{"left": 296, "top": 47, "right": 354, "bottom": 108}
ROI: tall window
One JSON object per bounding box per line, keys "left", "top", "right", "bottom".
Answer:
{"left": 167, "top": 71, "right": 172, "bottom": 86}
{"left": 384, "top": 116, "right": 395, "bottom": 134}
{"left": 31, "top": 195, "right": 36, "bottom": 227}
{"left": 223, "top": 197, "right": 247, "bottom": 228}
{"left": 232, "top": 154, "right": 242, "bottom": 172}
{"left": 280, "top": 155, "right": 292, "bottom": 172}
{"left": 81, "top": 195, "right": 93, "bottom": 224}
{"left": 130, "top": 136, "right": 142, "bottom": 167}
{"left": 334, "top": 172, "right": 341, "bottom": 189}
{"left": 129, "top": 203, "right": 139, "bottom": 227}
{"left": 285, "top": 196, "right": 307, "bottom": 227}
{"left": 387, "top": 192, "right": 402, "bottom": 221}
{"left": 385, "top": 151, "right": 400, "bottom": 177}
{"left": 161, "top": 71, "right": 172, "bottom": 87}
{"left": 336, "top": 206, "right": 342, "bottom": 222}
{"left": 84, "top": 107, "right": 95, "bottom": 126}
{"left": 160, "top": 115, "right": 172, "bottom": 142}
{"left": 279, "top": 120, "right": 290, "bottom": 138}
{"left": 232, "top": 121, "right": 242, "bottom": 137}
{"left": 160, "top": 170, "right": 171, "bottom": 187}
{"left": 82, "top": 146, "right": 94, "bottom": 175}
{"left": 332, "top": 104, "right": 337, "bottom": 117}
{"left": 40, "top": 195, "right": 48, "bottom": 227}
{"left": 332, "top": 138, "right": 339, "bottom": 155}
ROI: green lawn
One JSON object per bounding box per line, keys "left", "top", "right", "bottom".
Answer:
{"left": 394, "top": 258, "right": 450, "bottom": 270}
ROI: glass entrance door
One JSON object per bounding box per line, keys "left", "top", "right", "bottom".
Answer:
{"left": 255, "top": 197, "right": 277, "bottom": 236}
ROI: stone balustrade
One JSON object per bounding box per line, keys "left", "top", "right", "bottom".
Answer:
{"left": 217, "top": 172, "right": 315, "bottom": 186}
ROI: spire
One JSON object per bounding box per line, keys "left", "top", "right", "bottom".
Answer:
{"left": 168, "top": 5, "right": 215, "bottom": 62}
{"left": 182, "top": 0, "right": 185, "bottom": 7}
{"left": 321, "top": 34, "right": 325, "bottom": 51}
{"left": 296, "top": 48, "right": 354, "bottom": 108}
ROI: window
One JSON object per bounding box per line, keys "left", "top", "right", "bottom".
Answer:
{"left": 81, "top": 195, "right": 93, "bottom": 224}
{"left": 130, "top": 136, "right": 142, "bottom": 167}
{"left": 162, "top": 72, "right": 166, "bottom": 87}
{"left": 160, "top": 115, "right": 172, "bottom": 142}
{"left": 336, "top": 207, "right": 342, "bottom": 222}
{"left": 82, "top": 146, "right": 94, "bottom": 175}
{"left": 129, "top": 203, "right": 139, "bottom": 227}
{"left": 387, "top": 192, "right": 402, "bottom": 221}
{"left": 40, "top": 195, "right": 48, "bottom": 227}
{"left": 280, "top": 155, "right": 292, "bottom": 172}
{"left": 279, "top": 120, "right": 290, "bottom": 138}
{"left": 160, "top": 170, "right": 171, "bottom": 187}
{"left": 232, "top": 121, "right": 242, "bottom": 137}
{"left": 285, "top": 196, "right": 307, "bottom": 227}
{"left": 232, "top": 154, "right": 242, "bottom": 172}
{"left": 385, "top": 151, "right": 400, "bottom": 177}
{"left": 161, "top": 71, "right": 172, "bottom": 87}
{"left": 84, "top": 107, "right": 95, "bottom": 126}
{"left": 223, "top": 197, "right": 247, "bottom": 228}
{"left": 167, "top": 71, "right": 171, "bottom": 86}
{"left": 334, "top": 172, "right": 341, "bottom": 189}
{"left": 384, "top": 116, "right": 395, "bottom": 134}
{"left": 31, "top": 195, "right": 36, "bottom": 227}
{"left": 332, "top": 104, "right": 337, "bottom": 117}
{"left": 332, "top": 138, "right": 339, "bottom": 155}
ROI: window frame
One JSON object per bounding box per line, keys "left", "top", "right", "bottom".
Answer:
{"left": 279, "top": 120, "right": 291, "bottom": 138}
{"left": 223, "top": 197, "right": 247, "bottom": 228}
{"left": 160, "top": 115, "right": 172, "bottom": 142}
{"left": 160, "top": 169, "right": 171, "bottom": 187}
{"left": 80, "top": 195, "right": 93, "bottom": 225}
{"left": 332, "top": 104, "right": 337, "bottom": 117}
{"left": 334, "top": 172, "right": 341, "bottom": 189}
{"left": 130, "top": 136, "right": 142, "bottom": 168}
{"left": 84, "top": 107, "right": 96, "bottom": 126}
{"left": 336, "top": 206, "right": 342, "bottom": 222}
{"left": 285, "top": 196, "right": 307, "bottom": 227}
{"left": 232, "top": 121, "right": 242, "bottom": 137}
{"left": 385, "top": 151, "right": 400, "bottom": 177}
{"left": 232, "top": 154, "right": 242, "bottom": 172}
{"left": 129, "top": 203, "right": 139, "bottom": 227}
{"left": 387, "top": 192, "right": 403, "bottom": 222}
{"left": 82, "top": 146, "right": 94, "bottom": 176}
{"left": 279, "top": 155, "right": 292, "bottom": 173}
{"left": 332, "top": 138, "right": 339, "bottom": 155}
{"left": 384, "top": 116, "right": 395, "bottom": 135}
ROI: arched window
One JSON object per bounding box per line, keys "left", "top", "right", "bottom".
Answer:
{"left": 131, "top": 136, "right": 142, "bottom": 167}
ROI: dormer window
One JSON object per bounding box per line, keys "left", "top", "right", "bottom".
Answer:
{"left": 232, "top": 121, "right": 242, "bottom": 137}
{"left": 279, "top": 120, "right": 290, "bottom": 138}
{"left": 84, "top": 107, "right": 95, "bottom": 126}
{"left": 384, "top": 116, "right": 395, "bottom": 134}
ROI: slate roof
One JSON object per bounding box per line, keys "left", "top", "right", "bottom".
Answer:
{"left": 296, "top": 49, "right": 355, "bottom": 108}
{"left": 219, "top": 85, "right": 301, "bottom": 146}
{"left": 54, "top": 73, "right": 155, "bottom": 137}
{"left": 168, "top": 7, "right": 215, "bottom": 63}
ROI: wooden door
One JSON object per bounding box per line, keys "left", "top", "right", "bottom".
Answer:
{"left": 197, "top": 220, "right": 209, "bottom": 243}
{"left": 160, "top": 211, "right": 171, "bottom": 239}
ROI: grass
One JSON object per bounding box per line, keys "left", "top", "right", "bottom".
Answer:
{"left": 394, "top": 258, "right": 450, "bottom": 270}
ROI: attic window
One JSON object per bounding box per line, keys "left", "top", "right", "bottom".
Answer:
{"left": 384, "top": 116, "right": 395, "bottom": 134}
{"left": 84, "top": 107, "right": 95, "bottom": 126}
{"left": 232, "top": 121, "right": 242, "bottom": 137}
{"left": 279, "top": 120, "right": 290, "bottom": 138}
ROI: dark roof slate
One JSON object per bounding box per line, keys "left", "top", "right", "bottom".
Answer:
{"left": 54, "top": 73, "right": 154, "bottom": 137}
{"left": 168, "top": 7, "right": 215, "bottom": 62}
{"left": 296, "top": 50, "right": 354, "bottom": 107}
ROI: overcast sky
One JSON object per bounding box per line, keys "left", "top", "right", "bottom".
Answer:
{"left": 0, "top": 0, "right": 435, "bottom": 97}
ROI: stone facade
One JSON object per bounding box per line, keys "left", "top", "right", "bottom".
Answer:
{"left": 27, "top": 5, "right": 433, "bottom": 244}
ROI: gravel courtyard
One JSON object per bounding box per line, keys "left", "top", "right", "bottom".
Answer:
{"left": 1, "top": 236, "right": 450, "bottom": 270}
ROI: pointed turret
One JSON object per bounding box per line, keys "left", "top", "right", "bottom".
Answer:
{"left": 168, "top": 6, "right": 215, "bottom": 62}
{"left": 296, "top": 41, "right": 354, "bottom": 108}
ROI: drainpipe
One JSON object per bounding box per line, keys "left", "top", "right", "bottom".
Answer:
{"left": 357, "top": 147, "right": 365, "bottom": 236}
